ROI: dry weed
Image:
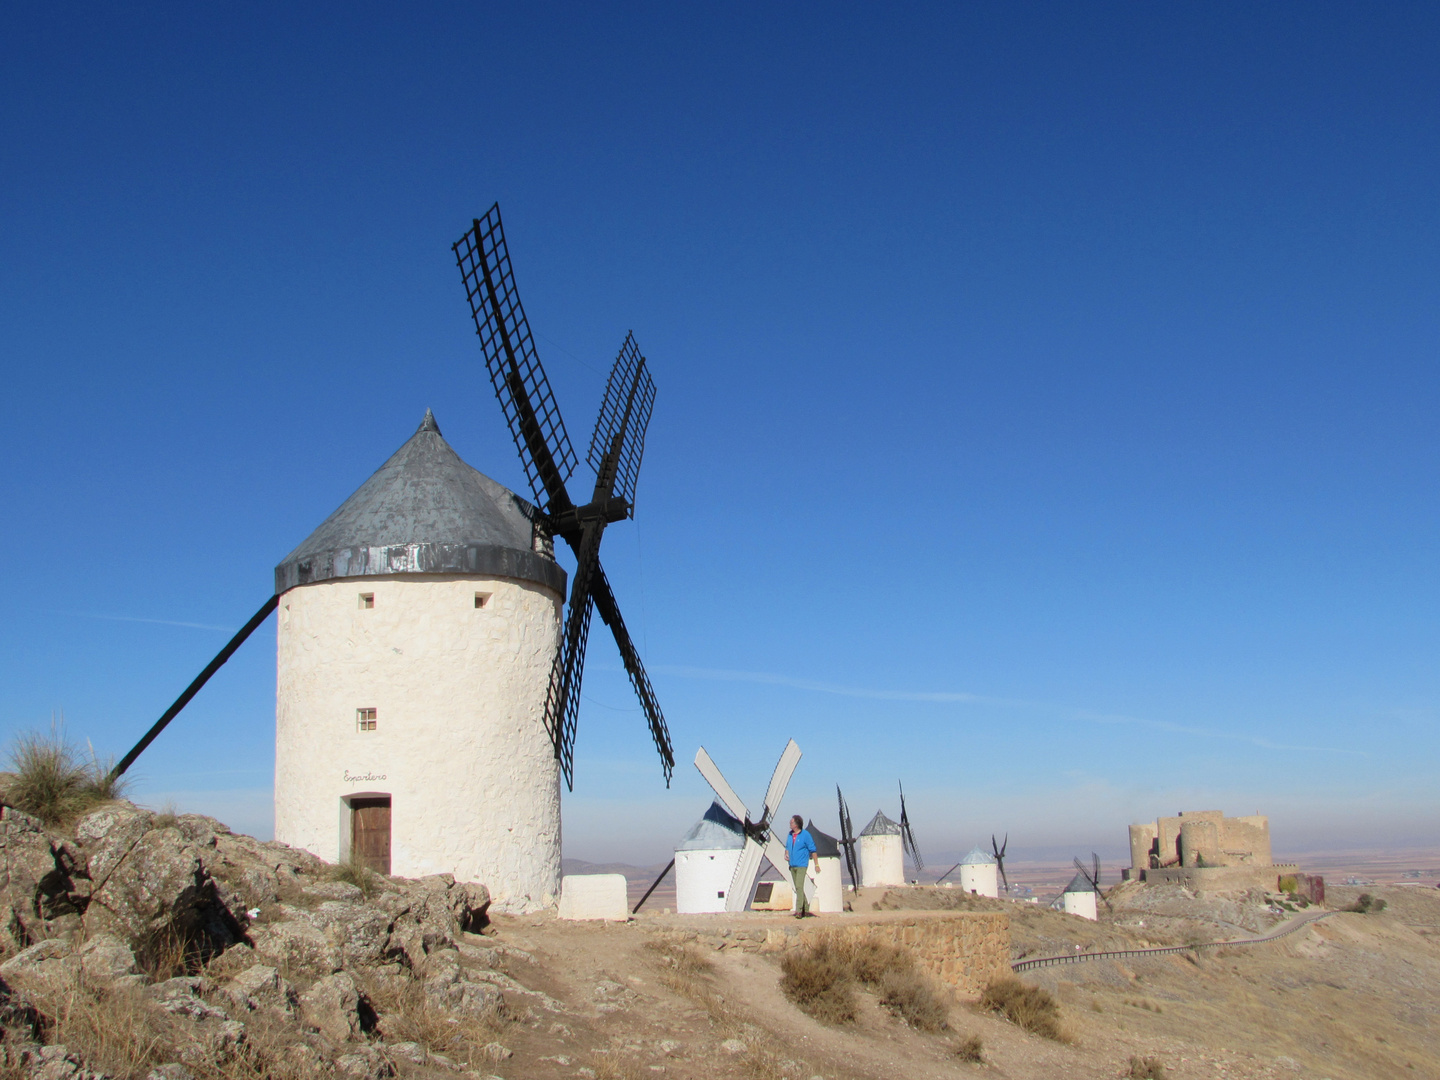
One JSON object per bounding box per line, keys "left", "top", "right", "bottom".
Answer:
{"left": 1127, "top": 1054, "right": 1167, "bottom": 1079}
{"left": 590, "top": 1050, "right": 644, "bottom": 1080}
{"left": 978, "top": 975, "right": 1067, "bottom": 1042}
{"left": 779, "top": 932, "right": 949, "bottom": 1031}
{"left": 4, "top": 722, "right": 128, "bottom": 827}
{"left": 326, "top": 856, "right": 382, "bottom": 899}
{"left": 10, "top": 969, "right": 169, "bottom": 1078}
{"left": 361, "top": 972, "right": 505, "bottom": 1068}
{"left": 953, "top": 1033, "right": 984, "bottom": 1062}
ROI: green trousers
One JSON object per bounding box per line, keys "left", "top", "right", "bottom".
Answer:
{"left": 791, "top": 866, "right": 810, "bottom": 915}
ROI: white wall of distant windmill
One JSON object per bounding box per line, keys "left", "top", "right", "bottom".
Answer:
{"left": 810, "top": 856, "right": 844, "bottom": 911}
{"left": 958, "top": 847, "right": 999, "bottom": 898}
{"left": 858, "top": 811, "right": 905, "bottom": 887}
{"left": 1060, "top": 874, "right": 1099, "bottom": 920}
{"left": 275, "top": 575, "right": 562, "bottom": 912}
{"left": 674, "top": 801, "right": 746, "bottom": 914}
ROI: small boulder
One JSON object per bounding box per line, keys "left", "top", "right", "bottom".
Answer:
{"left": 78, "top": 933, "right": 138, "bottom": 980}
{"left": 225, "top": 963, "right": 298, "bottom": 1016}
{"left": 300, "top": 971, "right": 367, "bottom": 1043}
{"left": 0, "top": 938, "right": 73, "bottom": 979}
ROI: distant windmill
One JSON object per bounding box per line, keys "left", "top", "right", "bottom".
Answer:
{"left": 898, "top": 782, "right": 924, "bottom": 877}
{"left": 836, "top": 786, "right": 860, "bottom": 891}
{"left": 1073, "top": 853, "right": 1113, "bottom": 913}
{"left": 454, "top": 205, "right": 674, "bottom": 789}
{"left": 694, "top": 741, "right": 806, "bottom": 912}
{"left": 993, "top": 834, "right": 1010, "bottom": 894}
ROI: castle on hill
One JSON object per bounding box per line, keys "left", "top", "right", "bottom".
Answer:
{"left": 1126, "top": 809, "right": 1298, "bottom": 891}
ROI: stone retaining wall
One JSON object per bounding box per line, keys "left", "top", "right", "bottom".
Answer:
{"left": 796, "top": 912, "right": 1011, "bottom": 998}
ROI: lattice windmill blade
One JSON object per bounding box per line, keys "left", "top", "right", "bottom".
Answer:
{"left": 898, "top": 782, "right": 924, "bottom": 874}
{"left": 590, "top": 563, "right": 674, "bottom": 783}
{"left": 587, "top": 333, "right": 656, "bottom": 512}
{"left": 541, "top": 521, "right": 610, "bottom": 788}
{"left": 993, "top": 833, "right": 1010, "bottom": 894}
{"left": 1093, "top": 852, "right": 1113, "bottom": 912}
{"left": 837, "top": 786, "right": 860, "bottom": 890}
{"left": 454, "top": 205, "right": 578, "bottom": 514}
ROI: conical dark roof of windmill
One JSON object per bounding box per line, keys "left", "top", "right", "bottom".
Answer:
{"left": 275, "top": 409, "right": 566, "bottom": 596}
{"left": 1063, "top": 871, "right": 1097, "bottom": 893}
{"left": 805, "top": 821, "right": 841, "bottom": 858}
{"left": 860, "top": 810, "right": 901, "bottom": 837}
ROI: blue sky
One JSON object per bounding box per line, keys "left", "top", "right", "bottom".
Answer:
{"left": 3, "top": 4, "right": 1438, "bottom": 866}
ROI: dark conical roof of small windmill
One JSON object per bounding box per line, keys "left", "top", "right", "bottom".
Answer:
{"left": 859, "top": 810, "right": 901, "bottom": 837}
{"left": 1063, "top": 871, "right": 1097, "bottom": 893}
{"left": 676, "top": 801, "right": 746, "bottom": 851}
{"left": 275, "top": 409, "right": 566, "bottom": 596}
{"left": 805, "top": 821, "right": 841, "bottom": 858}
{"left": 960, "top": 846, "right": 995, "bottom": 866}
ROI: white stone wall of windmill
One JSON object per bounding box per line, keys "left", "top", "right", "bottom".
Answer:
{"left": 858, "top": 811, "right": 904, "bottom": 887}
{"left": 1061, "top": 872, "right": 1099, "bottom": 919}
{"left": 674, "top": 802, "right": 746, "bottom": 913}
{"left": 957, "top": 846, "right": 999, "bottom": 897}
{"left": 273, "top": 410, "right": 568, "bottom": 913}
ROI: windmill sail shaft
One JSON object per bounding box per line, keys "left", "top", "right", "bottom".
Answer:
{"left": 111, "top": 594, "right": 280, "bottom": 779}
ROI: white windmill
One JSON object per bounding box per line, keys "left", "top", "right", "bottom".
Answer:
{"left": 693, "top": 740, "right": 815, "bottom": 913}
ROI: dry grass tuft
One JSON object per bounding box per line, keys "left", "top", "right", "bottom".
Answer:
{"left": 953, "top": 1033, "right": 985, "bottom": 1062}
{"left": 11, "top": 969, "right": 170, "bottom": 1078}
{"left": 778, "top": 937, "right": 857, "bottom": 1024}
{"left": 1127, "top": 1054, "right": 1167, "bottom": 1079}
{"left": 151, "top": 801, "right": 179, "bottom": 829}
{"left": 326, "top": 856, "right": 381, "bottom": 899}
{"left": 361, "top": 972, "right": 505, "bottom": 1069}
{"left": 4, "top": 723, "right": 128, "bottom": 827}
{"left": 978, "top": 975, "right": 1067, "bottom": 1042}
{"left": 779, "top": 932, "right": 949, "bottom": 1031}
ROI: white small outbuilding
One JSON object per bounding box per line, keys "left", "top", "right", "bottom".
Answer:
{"left": 859, "top": 810, "right": 905, "bottom": 887}
{"left": 1060, "top": 872, "right": 1098, "bottom": 920}
{"left": 674, "top": 801, "right": 746, "bottom": 913}
{"left": 957, "top": 846, "right": 999, "bottom": 898}
{"left": 805, "top": 821, "right": 845, "bottom": 913}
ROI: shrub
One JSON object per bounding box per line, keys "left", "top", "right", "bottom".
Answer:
{"left": 1278, "top": 875, "right": 1298, "bottom": 893}
{"left": 978, "top": 976, "right": 1066, "bottom": 1041}
{"left": 4, "top": 724, "right": 129, "bottom": 826}
{"left": 953, "top": 1034, "right": 984, "bottom": 1062}
{"left": 779, "top": 933, "right": 950, "bottom": 1031}
{"left": 778, "top": 939, "right": 857, "bottom": 1024}
{"left": 1348, "top": 893, "right": 1387, "bottom": 914}
{"left": 326, "top": 856, "right": 381, "bottom": 899}
{"left": 1127, "top": 1055, "right": 1166, "bottom": 1078}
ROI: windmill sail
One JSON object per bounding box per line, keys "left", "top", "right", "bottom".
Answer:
{"left": 453, "top": 204, "right": 673, "bottom": 789}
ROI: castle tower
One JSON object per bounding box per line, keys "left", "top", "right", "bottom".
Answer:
{"left": 273, "top": 410, "right": 566, "bottom": 913}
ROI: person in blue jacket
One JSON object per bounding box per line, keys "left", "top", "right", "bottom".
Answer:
{"left": 785, "top": 815, "right": 818, "bottom": 918}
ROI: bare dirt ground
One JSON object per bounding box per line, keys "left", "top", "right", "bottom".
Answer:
{"left": 452, "top": 882, "right": 1440, "bottom": 1080}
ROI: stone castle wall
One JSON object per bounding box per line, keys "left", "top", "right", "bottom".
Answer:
{"left": 1128, "top": 810, "right": 1273, "bottom": 879}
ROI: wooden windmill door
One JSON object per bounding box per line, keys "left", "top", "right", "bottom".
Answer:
{"left": 350, "top": 797, "right": 391, "bottom": 874}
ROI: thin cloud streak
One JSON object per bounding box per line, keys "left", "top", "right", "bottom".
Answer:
{"left": 653, "top": 664, "right": 1015, "bottom": 705}
{"left": 654, "top": 665, "right": 1362, "bottom": 756}
{"left": 75, "top": 613, "right": 236, "bottom": 632}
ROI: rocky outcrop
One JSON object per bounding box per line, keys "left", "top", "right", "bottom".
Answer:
{"left": 0, "top": 801, "right": 498, "bottom": 1079}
